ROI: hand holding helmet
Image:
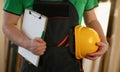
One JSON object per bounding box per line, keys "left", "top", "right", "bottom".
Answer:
{"left": 74, "top": 25, "right": 100, "bottom": 59}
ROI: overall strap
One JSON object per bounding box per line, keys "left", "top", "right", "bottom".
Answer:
{"left": 63, "top": 0, "right": 69, "bottom": 2}
{"left": 35, "top": 0, "right": 68, "bottom": 2}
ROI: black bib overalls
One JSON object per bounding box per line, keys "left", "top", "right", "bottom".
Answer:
{"left": 21, "top": 0, "right": 84, "bottom": 72}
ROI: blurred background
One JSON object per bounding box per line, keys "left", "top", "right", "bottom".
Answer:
{"left": 0, "top": 0, "right": 120, "bottom": 72}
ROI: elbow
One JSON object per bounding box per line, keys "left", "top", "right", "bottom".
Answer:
{"left": 2, "top": 23, "right": 7, "bottom": 35}
{"left": 2, "top": 22, "right": 11, "bottom": 36}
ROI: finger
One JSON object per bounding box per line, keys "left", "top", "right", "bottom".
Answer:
{"left": 86, "top": 48, "right": 107, "bottom": 58}
{"left": 35, "top": 39, "right": 46, "bottom": 47}
{"left": 30, "top": 44, "right": 46, "bottom": 53}
{"left": 86, "top": 55, "right": 99, "bottom": 61}
{"left": 87, "top": 48, "right": 103, "bottom": 56}
{"left": 96, "top": 42, "right": 106, "bottom": 48}
{"left": 34, "top": 48, "right": 46, "bottom": 55}
{"left": 87, "top": 53, "right": 101, "bottom": 57}
{"left": 34, "top": 40, "right": 46, "bottom": 47}
{"left": 34, "top": 37, "right": 45, "bottom": 43}
{"left": 32, "top": 48, "right": 46, "bottom": 55}
{"left": 37, "top": 48, "right": 46, "bottom": 54}
{"left": 96, "top": 42, "right": 109, "bottom": 51}
{"left": 33, "top": 52, "right": 44, "bottom": 56}
{"left": 34, "top": 45, "right": 46, "bottom": 51}
{"left": 39, "top": 42, "right": 46, "bottom": 47}
{"left": 93, "top": 42, "right": 108, "bottom": 56}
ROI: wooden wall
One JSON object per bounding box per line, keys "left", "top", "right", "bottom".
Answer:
{"left": 0, "top": 0, "right": 6, "bottom": 72}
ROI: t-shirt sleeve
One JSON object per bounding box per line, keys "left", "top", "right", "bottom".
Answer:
{"left": 3, "top": 0, "right": 24, "bottom": 15}
{"left": 85, "top": 0, "right": 98, "bottom": 11}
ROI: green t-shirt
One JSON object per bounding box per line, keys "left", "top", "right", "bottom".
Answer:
{"left": 3, "top": 0, "right": 98, "bottom": 23}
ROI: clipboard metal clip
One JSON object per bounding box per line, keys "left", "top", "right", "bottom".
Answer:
{"left": 29, "top": 10, "right": 42, "bottom": 19}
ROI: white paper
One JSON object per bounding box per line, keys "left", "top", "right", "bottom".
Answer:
{"left": 18, "top": 9, "right": 47, "bottom": 67}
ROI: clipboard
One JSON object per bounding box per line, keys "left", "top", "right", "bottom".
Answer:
{"left": 18, "top": 9, "right": 48, "bottom": 67}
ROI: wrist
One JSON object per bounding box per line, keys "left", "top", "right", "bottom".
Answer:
{"left": 20, "top": 37, "right": 31, "bottom": 49}
{"left": 103, "top": 41, "right": 109, "bottom": 45}
{"left": 102, "top": 40, "right": 107, "bottom": 43}
{"left": 102, "top": 40, "right": 109, "bottom": 50}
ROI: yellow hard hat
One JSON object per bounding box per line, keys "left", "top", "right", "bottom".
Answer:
{"left": 74, "top": 25, "right": 100, "bottom": 59}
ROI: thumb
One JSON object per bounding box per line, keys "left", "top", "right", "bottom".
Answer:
{"left": 34, "top": 37, "right": 44, "bottom": 42}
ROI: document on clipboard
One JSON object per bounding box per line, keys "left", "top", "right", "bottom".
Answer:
{"left": 18, "top": 9, "right": 48, "bottom": 67}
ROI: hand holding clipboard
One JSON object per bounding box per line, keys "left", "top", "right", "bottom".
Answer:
{"left": 18, "top": 9, "right": 48, "bottom": 67}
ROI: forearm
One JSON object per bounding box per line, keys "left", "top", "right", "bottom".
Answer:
{"left": 85, "top": 20, "right": 107, "bottom": 43}
{"left": 83, "top": 9, "right": 107, "bottom": 43}
{"left": 2, "top": 12, "right": 30, "bottom": 49}
{"left": 2, "top": 23, "right": 30, "bottom": 48}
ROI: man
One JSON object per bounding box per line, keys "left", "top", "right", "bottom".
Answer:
{"left": 2, "top": 0, "right": 109, "bottom": 72}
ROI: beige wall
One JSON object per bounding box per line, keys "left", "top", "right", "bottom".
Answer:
{"left": 0, "top": 0, "right": 6, "bottom": 72}
{"left": 108, "top": 0, "right": 120, "bottom": 71}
